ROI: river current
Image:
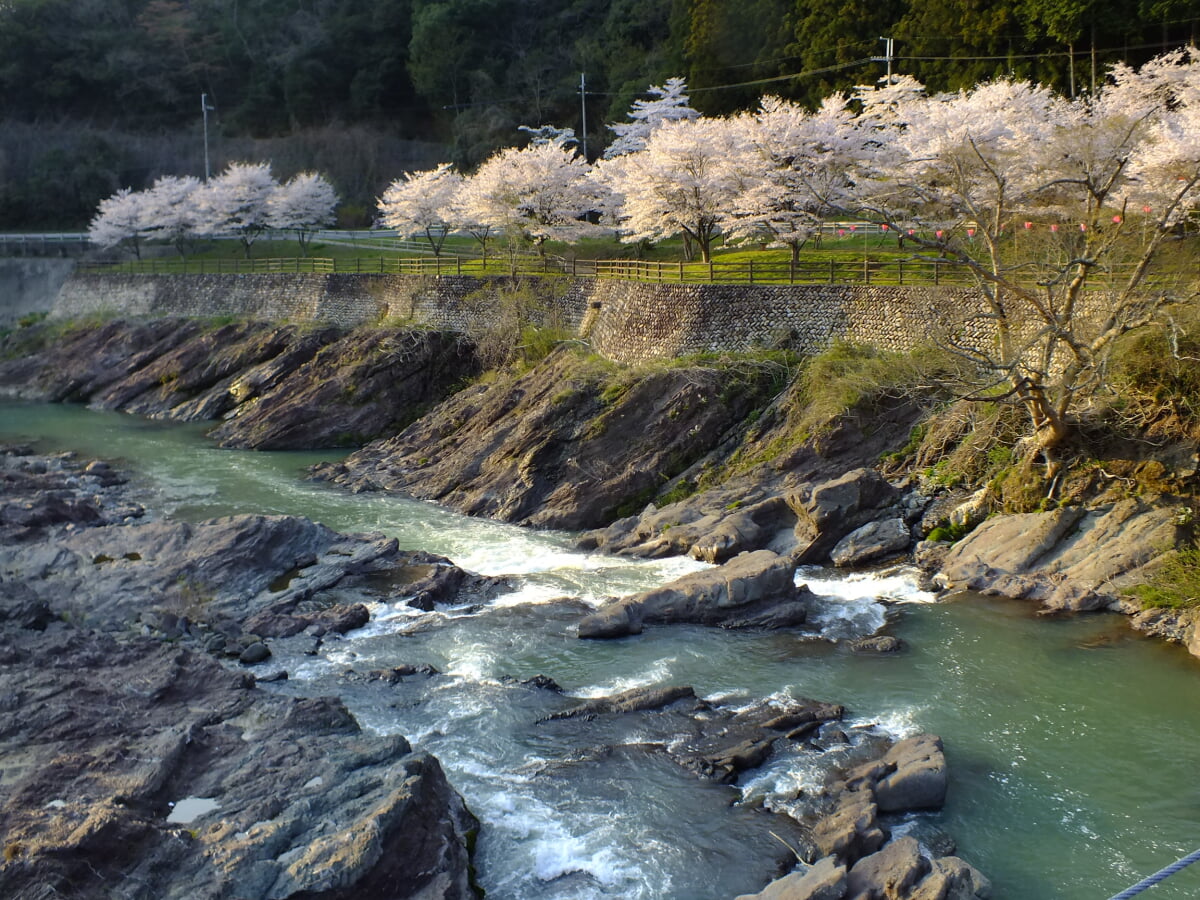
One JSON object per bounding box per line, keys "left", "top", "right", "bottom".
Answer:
{"left": 3, "top": 402, "right": 1200, "bottom": 899}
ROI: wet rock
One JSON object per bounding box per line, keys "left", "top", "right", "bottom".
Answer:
{"left": 577, "top": 549, "right": 812, "bottom": 639}
{"left": 848, "top": 635, "right": 905, "bottom": 654}
{"left": 791, "top": 468, "right": 901, "bottom": 565}
{"left": 830, "top": 517, "right": 912, "bottom": 567}
{"left": 541, "top": 685, "right": 697, "bottom": 722}
{"left": 734, "top": 856, "right": 847, "bottom": 900}
{"left": 238, "top": 641, "right": 271, "bottom": 665}
{"left": 519, "top": 674, "right": 563, "bottom": 692}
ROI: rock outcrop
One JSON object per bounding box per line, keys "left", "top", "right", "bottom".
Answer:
{"left": 935, "top": 498, "right": 1180, "bottom": 611}
{"left": 576, "top": 549, "right": 813, "bottom": 638}
{"left": 737, "top": 735, "right": 988, "bottom": 900}
{"left": 0, "top": 628, "right": 480, "bottom": 900}
{"left": 0, "top": 318, "right": 478, "bottom": 449}
{"left": 313, "top": 346, "right": 783, "bottom": 530}
{"left": 0, "top": 447, "right": 485, "bottom": 898}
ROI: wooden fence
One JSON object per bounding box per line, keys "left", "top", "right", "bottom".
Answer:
{"left": 75, "top": 253, "right": 1174, "bottom": 289}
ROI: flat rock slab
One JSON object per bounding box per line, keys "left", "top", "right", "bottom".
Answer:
{"left": 937, "top": 499, "right": 1179, "bottom": 611}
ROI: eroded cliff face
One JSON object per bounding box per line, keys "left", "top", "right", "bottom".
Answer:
{"left": 0, "top": 317, "right": 478, "bottom": 449}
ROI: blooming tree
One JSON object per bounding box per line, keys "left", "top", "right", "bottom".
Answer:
{"left": 517, "top": 125, "right": 577, "bottom": 148}
{"left": 604, "top": 77, "right": 699, "bottom": 158}
{"left": 599, "top": 116, "right": 741, "bottom": 262}
{"left": 140, "top": 174, "right": 204, "bottom": 257}
{"left": 87, "top": 188, "right": 151, "bottom": 258}
{"left": 266, "top": 171, "right": 339, "bottom": 256}
{"left": 377, "top": 163, "right": 463, "bottom": 257}
{"left": 726, "top": 95, "right": 862, "bottom": 263}
{"left": 846, "top": 53, "right": 1200, "bottom": 466}
{"left": 457, "top": 143, "right": 608, "bottom": 262}
{"left": 200, "top": 162, "right": 278, "bottom": 257}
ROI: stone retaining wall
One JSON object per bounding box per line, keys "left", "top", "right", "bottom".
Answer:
{"left": 48, "top": 271, "right": 989, "bottom": 362}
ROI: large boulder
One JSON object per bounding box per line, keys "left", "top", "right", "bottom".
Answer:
{"left": 830, "top": 517, "right": 912, "bottom": 568}
{"left": 791, "top": 469, "right": 901, "bottom": 565}
{"left": 848, "top": 734, "right": 948, "bottom": 813}
{"left": 577, "top": 549, "right": 812, "bottom": 639}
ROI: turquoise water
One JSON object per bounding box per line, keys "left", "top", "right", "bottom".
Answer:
{"left": 3, "top": 402, "right": 1200, "bottom": 899}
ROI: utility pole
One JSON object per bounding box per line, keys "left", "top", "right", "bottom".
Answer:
{"left": 875, "top": 37, "right": 895, "bottom": 85}
{"left": 579, "top": 73, "right": 588, "bottom": 159}
{"left": 201, "top": 93, "right": 216, "bottom": 181}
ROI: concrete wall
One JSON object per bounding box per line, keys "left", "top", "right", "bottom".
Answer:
{"left": 47, "top": 271, "right": 988, "bottom": 362}
{"left": 0, "top": 259, "right": 77, "bottom": 327}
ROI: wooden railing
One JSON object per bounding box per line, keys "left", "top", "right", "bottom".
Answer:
{"left": 76, "top": 254, "right": 1177, "bottom": 289}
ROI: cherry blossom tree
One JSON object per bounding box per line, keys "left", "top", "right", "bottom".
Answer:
{"left": 266, "top": 171, "right": 339, "bottom": 256}
{"left": 847, "top": 51, "right": 1200, "bottom": 472}
{"left": 377, "top": 163, "right": 462, "bottom": 258}
{"left": 457, "top": 143, "right": 608, "bottom": 264}
{"left": 726, "top": 95, "right": 862, "bottom": 263}
{"left": 517, "top": 125, "right": 577, "bottom": 148}
{"left": 88, "top": 188, "right": 151, "bottom": 259}
{"left": 604, "top": 77, "right": 700, "bottom": 158}
{"left": 199, "top": 162, "right": 278, "bottom": 258}
{"left": 140, "top": 174, "right": 203, "bottom": 258}
{"left": 599, "top": 116, "right": 741, "bottom": 262}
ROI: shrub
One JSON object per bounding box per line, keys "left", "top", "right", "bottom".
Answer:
{"left": 1128, "top": 548, "right": 1200, "bottom": 609}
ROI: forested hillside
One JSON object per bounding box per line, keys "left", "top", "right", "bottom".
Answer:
{"left": 3, "top": 0, "right": 1200, "bottom": 228}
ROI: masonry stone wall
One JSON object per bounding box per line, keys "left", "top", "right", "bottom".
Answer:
{"left": 47, "top": 271, "right": 991, "bottom": 362}
{"left": 0, "top": 259, "right": 77, "bottom": 327}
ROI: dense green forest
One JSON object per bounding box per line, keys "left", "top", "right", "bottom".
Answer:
{"left": 3, "top": 0, "right": 1200, "bottom": 228}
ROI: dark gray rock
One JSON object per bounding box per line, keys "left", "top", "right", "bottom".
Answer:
{"left": 0, "top": 630, "right": 480, "bottom": 900}
{"left": 238, "top": 641, "right": 271, "bottom": 665}
{"left": 577, "top": 549, "right": 812, "bottom": 639}
{"left": 830, "top": 517, "right": 912, "bottom": 568}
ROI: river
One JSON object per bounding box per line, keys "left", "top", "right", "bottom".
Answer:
{"left": 3, "top": 401, "right": 1199, "bottom": 899}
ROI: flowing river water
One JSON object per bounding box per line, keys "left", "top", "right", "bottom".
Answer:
{"left": 3, "top": 402, "right": 1200, "bottom": 899}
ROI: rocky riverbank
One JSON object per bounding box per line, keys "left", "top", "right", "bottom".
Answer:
{"left": 0, "top": 444, "right": 990, "bottom": 899}
{"left": 3, "top": 315, "right": 1196, "bottom": 659}
{"left": 0, "top": 445, "right": 489, "bottom": 899}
